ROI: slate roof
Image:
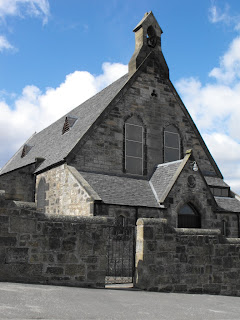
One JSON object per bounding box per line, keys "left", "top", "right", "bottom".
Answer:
{"left": 0, "top": 74, "right": 128, "bottom": 175}
{"left": 79, "top": 171, "right": 160, "bottom": 208}
{"left": 150, "top": 160, "right": 183, "bottom": 203}
{"left": 204, "top": 176, "right": 229, "bottom": 188}
{"left": 215, "top": 196, "right": 240, "bottom": 213}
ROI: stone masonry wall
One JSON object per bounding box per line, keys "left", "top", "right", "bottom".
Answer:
{"left": 164, "top": 159, "right": 239, "bottom": 236}
{"left": 0, "top": 193, "right": 112, "bottom": 288}
{"left": 214, "top": 213, "right": 239, "bottom": 238}
{"left": 94, "top": 203, "right": 165, "bottom": 227}
{"left": 165, "top": 159, "right": 217, "bottom": 229}
{"left": 36, "top": 164, "right": 94, "bottom": 216}
{"left": 136, "top": 218, "right": 240, "bottom": 296}
{"left": 69, "top": 58, "right": 217, "bottom": 178}
{"left": 0, "top": 164, "right": 36, "bottom": 202}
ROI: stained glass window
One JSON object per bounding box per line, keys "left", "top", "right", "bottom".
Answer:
{"left": 164, "top": 125, "right": 180, "bottom": 162}
{"left": 125, "top": 123, "right": 143, "bottom": 175}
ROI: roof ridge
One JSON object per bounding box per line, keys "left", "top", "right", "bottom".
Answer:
{"left": 157, "top": 159, "right": 182, "bottom": 168}
{"left": 34, "top": 74, "right": 128, "bottom": 139}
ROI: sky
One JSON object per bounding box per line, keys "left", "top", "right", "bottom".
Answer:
{"left": 1, "top": 0, "right": 240, "bottom": 192}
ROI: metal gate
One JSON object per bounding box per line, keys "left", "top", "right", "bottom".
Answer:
{"left": 105, "top": 226, "right": 135, "bottom": 284}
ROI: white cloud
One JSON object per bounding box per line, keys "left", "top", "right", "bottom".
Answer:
{"left": 0, "top": 0, "right": 50, "bottom": 24}
{"left": 0, "top": 0, "right": 50, "bottom": 53}
{"left": 209, "top": 37, "right": 240, "bottom": 84}
{"left": 0, "top": 62, "right": 127, "bottom": 169}
{"left": 203, "top": 133, "right": 240, "bottom": 191}
{"left": 176, "top": 32, "right": 240, "bottom": 193}
{"left": 209, "top": 5, "right": 231, "bottom": 24}
{"left": 0, "top": 35, "right": 14, "bottom": 52}
{"left": 208, "top": 4, "right": 240, "bottom": 30}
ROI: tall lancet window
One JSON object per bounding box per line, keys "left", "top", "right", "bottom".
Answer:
{"left": 164, "top": 125, "right": 180, "bottom": 162}
{"left": 125, "top": 117, "right": 144, "bottom": 175}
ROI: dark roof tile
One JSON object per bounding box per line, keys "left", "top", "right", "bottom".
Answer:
{"left": 79, "top": 171, "right": 159, "bottom": 208}
{"left": 205, "top": 176, "right": 229, "bottom": 188}
{"left": 215, "top": 196, "right": 240, "bottom": 213}
{"left": 150, "top": 160, "right": 182, "bottom": 202}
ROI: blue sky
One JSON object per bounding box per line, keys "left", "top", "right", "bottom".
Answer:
{"left": 1, "top": 0, "right": 240, "bottom": 192}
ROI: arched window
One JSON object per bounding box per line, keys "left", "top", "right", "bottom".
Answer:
{"left": 164, "top": 125, "right": 180, "bottom": 162}
{"left": 37, "top": 177, "right": 46, "bottom": 211}
{"left": 178, "top": 203, "right": 201, "bottom": 228}
{"left": 125, "top": 117, "right": 144, "bottom": 175}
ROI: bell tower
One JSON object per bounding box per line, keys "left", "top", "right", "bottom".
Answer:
{"left": 128, "top": 11, "right": 169, "bottom": 78}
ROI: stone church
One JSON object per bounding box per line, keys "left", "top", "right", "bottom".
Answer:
{"left": 0, "top": 11, "right": 240, "bottom": 238}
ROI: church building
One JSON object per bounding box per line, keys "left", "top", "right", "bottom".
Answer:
{"left": 1, "top": 11, "right": 240, "bottom": 238}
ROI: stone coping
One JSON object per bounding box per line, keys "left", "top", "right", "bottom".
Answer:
{"left": 13, "top": 201, "right": 37, "bottom": 209}
{"left": 226, "top": 238, "right": 240, "bottom": 244}
{"left": 175, "top": 228, "right": 221, "bottom": 235}
{"left": 136, "top": 218, "right": 226, "bottom": 236}
{"left": 42, "top": 214, "right": 114, "bottom": 224}
{"left": 137, "top": 218, "right": 168, "bottom": 225}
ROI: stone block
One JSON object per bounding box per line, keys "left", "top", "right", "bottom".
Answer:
{"left": 62, "top": 237, "right": 76, "bottom": 251}
{"left": 144, "top": 227, "right": 153, "bottom": 239}
{"left": 0, "top": 216, "right": 9, "bottom": 223}
{"left": 75, "top": 276, "right": 86, "bottom": 282}
{"left": 65, "top": 264, "right": 85, "bottom": 276}
{"left": 10, "top": 217, "right": 36, "bottom": 234}
{"left": 57, "top": 253, "right": 68, "bottom": 263}
{"left": 147, "top": 241, "right": 157, "bottom": 252}
{"left": 49, "top": 237, "right": 61, "bottom": 250}
{"left": 46, "top": 267, "right": 64, "bottom": 275}
{"left": 6, "top": 248, "right": 28, "bottom": 263}
{"left": 87, "top": 270, "right": 98, "bottom": 281}
{"left": 203, "top": 284, "right": 221, "bottom": 295}
{"left": 176, "top": 246, "right": 185, "bottom": 253}
{"left": 223, "top": 257, "right": 233, "bottom": 268}
{"left": 188, "top": 287, "right": 203, "bottom": 294}
{"left": 44, "top": 224, "right": 64, "bottom": 238}
{"left": 0, "top": 236, "right": 17, "bottom": 246}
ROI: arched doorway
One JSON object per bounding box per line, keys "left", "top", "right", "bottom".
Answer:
{"left": 178, "top": 203, "right": 201, "bottom": 228}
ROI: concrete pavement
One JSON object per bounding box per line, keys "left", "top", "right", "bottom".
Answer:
{"left": 0, "top": 282, "right": 239, "bottom": 319}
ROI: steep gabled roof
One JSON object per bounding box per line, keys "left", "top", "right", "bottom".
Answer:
{"left": 204, "top": 176, "right": 229, "bottom": 188}
{"left": 150, "top": 160, "right": 183, "bottom": 203}
{"left": 133, "top": 11, "right": 163, "bottom": 33}
{"left": 0, "top": 49, "right": 224, "bottom": 179}
{"left": 215, "top": 196, "right": 240, "bottom": 213}
{"left": 150, "top": 153, "right": 191, "bottom": 203}
{"left": 79, "top": 171, "right": 160, "bottom": 208}
{"left": 0, "top": 74, "right": 128, "bottom": 175}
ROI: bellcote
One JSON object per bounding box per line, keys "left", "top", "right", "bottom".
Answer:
{"left": 128, "top": 11, "right": 169, "bottom": 78}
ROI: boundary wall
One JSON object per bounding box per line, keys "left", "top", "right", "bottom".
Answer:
{"left": 1, "top": 190, "right": 240, "bottom": 296}
{"left": 135, "top": 218, "right": 240, "bottom": 296}
{"left": 0, "top": 192, "right": 112, "bottom": 287}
